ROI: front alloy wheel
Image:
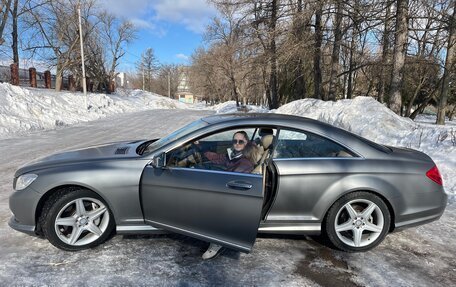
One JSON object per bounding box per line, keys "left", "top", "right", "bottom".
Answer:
{"left": 325, "top": 192, "right": 391, "bottom": 252}
{"left": 40, "top": 188, "right": 114, "bottom": 251}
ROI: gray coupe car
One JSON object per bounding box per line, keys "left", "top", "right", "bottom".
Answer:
{"left": 9, "top": 113, "right": 447, "bottom": 253}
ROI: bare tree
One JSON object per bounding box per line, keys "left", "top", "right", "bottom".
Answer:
{"left": 388, "top": 0, "right": 410, "bottom": 115}
{"left": 206, "top": 1, "right": 254, "bottom": 106}
{"left": 186, "top": 0, "right": 454, "bottom": 122}
{"left": 10, "top": 0, "right": 18, "bottom": 64}
{"left": 377, "top": 0, "right": 393, "bottom": 103}
{"left": 23, "top": 0, "right": 96, "bottom": 91}
{"left": 0, "top": 0, "right": 12, "bottom": 45}
{"left": 136, "top": 48, "right": 159, "bottom": 92}
{"left": 96, "top": 12, "right": 136, "bottom": 93}
{"left": 313, "top": 1, "right": 323, "bottom": 99}
{"left": 153, "top": 64, "right": 180, "bottom": 98}
{"left": 436, "top": 0, "right": 455, "bottom": 125}
{"left": 328, "top": 0, "right": 345, "bottom": 101}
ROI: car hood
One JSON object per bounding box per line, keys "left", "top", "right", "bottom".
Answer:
{"left": 15, "top": 139, "right": 151, "bottom": 176}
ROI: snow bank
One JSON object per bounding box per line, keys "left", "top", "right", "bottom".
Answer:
{"left": 209, "top": 101, "right": 268, "bottom": 114}
{"left": 0, "top": 83, "right": 191, "bottom": 138}
{"left": 275, "top": 97, "right": 456, "bottom": 198}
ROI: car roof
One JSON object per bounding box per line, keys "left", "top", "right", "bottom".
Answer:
{"left": 202, "top": 112, "right": 316, "bottom": 124}
{"left": 202, "top": 113, "right": 346, "bottom": 134}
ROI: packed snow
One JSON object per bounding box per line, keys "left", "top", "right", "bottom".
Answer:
{"left": 209, "top": 100, "right": 268, "bottom": 114}
{"left": 0, "top": 83, "right": 191, "bottom": 138}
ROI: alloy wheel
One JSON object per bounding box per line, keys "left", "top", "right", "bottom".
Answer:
{"left": 54, "top": 197, "right": 110, "bottom": 246}
{"left": 334, "top": 199, "right": 384, "bottom": 248}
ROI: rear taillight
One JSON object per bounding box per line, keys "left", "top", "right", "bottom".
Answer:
{"left": 426, "top": 165, "right": 443, "bottom": 186}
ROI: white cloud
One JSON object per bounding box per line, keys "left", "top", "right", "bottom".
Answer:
{"left": 129, "top": 18, "right": 155, "bottom": 30}
{"left": 98, "top": 0, "right": 153, "bottom": 19}
{"left": 152, "top": 0, "right": 217, "bottom": 33}
{"left": 99, "top": 0, "right": 217, "bottom": 34}
{"left": 175, "top": 53, "right": 189, "bottom": 61}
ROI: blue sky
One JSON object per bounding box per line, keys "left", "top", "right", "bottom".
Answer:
{"left": 100, "top": 0, "right": 218, "bottom": 71}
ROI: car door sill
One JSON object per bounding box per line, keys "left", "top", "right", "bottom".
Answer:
{"left": 117, "top": 223, "right": 321, "bottom": 235}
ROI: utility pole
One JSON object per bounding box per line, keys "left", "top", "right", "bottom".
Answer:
{"left": 78, "top": 2, "right": 87, "bottom": 110}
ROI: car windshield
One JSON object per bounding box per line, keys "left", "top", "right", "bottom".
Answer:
{"left": 141, "top": 119, "right": 208, "bottom": 154}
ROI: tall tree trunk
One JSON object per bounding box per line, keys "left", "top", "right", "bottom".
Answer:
{"left": 293, "top": 0, "right": 306, "bottom": 100}
{"left": 11, "top": 0, "right": 18, "bottom": 66}
{"left": 231, "top": 74, "right": 240, "bottom": 107}
{"left": 388, "top": 0, "right": 409, "bottom": 115}
{"left": 328, "top": 1, "right": 344, "bottom": 101}
{"left": 55, "top": 59, "right": 63, "bottom": 91}
{"left": 0, "top": 0, "right": 12, "bottom": 44}
{"left": 347, "top": 25, "right": 357, "bottom": 99}
{"left": 313, "top": 3, "right": 323, "bottom": 100}
{"left": 436, "top": 2, "right": 455, "bottom": 125}
{"left": 378, "top": 1, "right": 392, "bottom": 103}
{"left": 268, "top": 0, "right": 279, "bottom": 109}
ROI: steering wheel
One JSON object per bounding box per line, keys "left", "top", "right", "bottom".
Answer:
{"left": 189, "top": 142, "right": 203, "bottom": 166}
{"left": 177, "top": 142, "right": 203, "bottom": 167}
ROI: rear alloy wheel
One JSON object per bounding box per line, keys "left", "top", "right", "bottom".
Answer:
{"left": 40, "top": 188, "right": 114, "bottom": 251}
{"left": 325, "top": 192, "right": 391, "bottom": 252}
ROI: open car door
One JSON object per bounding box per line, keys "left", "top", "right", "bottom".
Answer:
{"left": 140, "top": 164, "right": 264, "bottom": 253}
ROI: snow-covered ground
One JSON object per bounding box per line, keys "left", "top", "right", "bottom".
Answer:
{"left": 208, "top": 100, "right": 269, "bottom": 114}
{"left": 0, "top": 83, "right": 192, "bottom": 138}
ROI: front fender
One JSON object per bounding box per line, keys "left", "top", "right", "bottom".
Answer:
{"left": 27, "top": 159, "right": 149, "bottom": 227}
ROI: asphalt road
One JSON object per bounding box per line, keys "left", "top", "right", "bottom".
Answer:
{"left": 0, "top": 109, "right": 454, "bottom": 286}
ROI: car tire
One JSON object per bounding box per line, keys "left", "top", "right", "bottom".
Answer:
{"left": 39, "top": 187, "right": 115, "bottom": 251}
{"left": 324, "top": 191, "right": 391, "bottom": 252}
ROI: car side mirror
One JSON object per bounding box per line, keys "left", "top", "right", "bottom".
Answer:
{"left": 151, "top": 152, "right": 167, "bottom": 168}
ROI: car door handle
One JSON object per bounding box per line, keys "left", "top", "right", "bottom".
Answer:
{"left": 226, "top": 181, "right": 253, "bottom": 190}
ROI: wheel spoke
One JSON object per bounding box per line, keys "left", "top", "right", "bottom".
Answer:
{"left": 344, "top": 203, "right": 358, "bottom": 219}
{"left": 68, "top": 226, "right": 84, "bottom": 245}
{"left": 86, "top": 222, "right": 103, "bottom": 237}
{"left": 55, "top": 216, "right": 76, "bottom": 226}
{"left": 335, "top": 221, "right": 353, "bottom": 232}
{"left": 364, "top": 222, "right": 383, "bottom": 233}
{"left": 361, "top": 203, "right": 377, "bottom": 219}
{"left": 87, "top": 206, "right": 107, "bottom": 221}
{"left": 75, "top": 199, "right": 86, "bottom": 216}
{"left": 353, "top": 228, "right": 363, "bottom": 247}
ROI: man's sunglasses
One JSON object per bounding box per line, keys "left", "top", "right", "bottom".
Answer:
{"left": 232, "top": 139, "right": 246, "bottom": 145}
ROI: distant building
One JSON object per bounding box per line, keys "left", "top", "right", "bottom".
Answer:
{"left": 175, "top": 66, "right": 201, "bottom": 103}
{"left": 116, "top": 72, "right": 128, "bottom": 88}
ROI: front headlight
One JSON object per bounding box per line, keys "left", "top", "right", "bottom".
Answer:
{"left": 15, "top": 174, "right": 38, "bottom": 191}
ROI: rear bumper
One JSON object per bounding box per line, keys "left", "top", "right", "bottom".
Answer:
{"left": 394, "top": 191, "right": 447, "bottom": 230}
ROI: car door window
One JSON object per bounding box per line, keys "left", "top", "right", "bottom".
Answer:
{"left": 166, "top": 128, "right": 259, "bottom": 173}
{"left": 273, "top": 129, "right": 354, "bottom": 158}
